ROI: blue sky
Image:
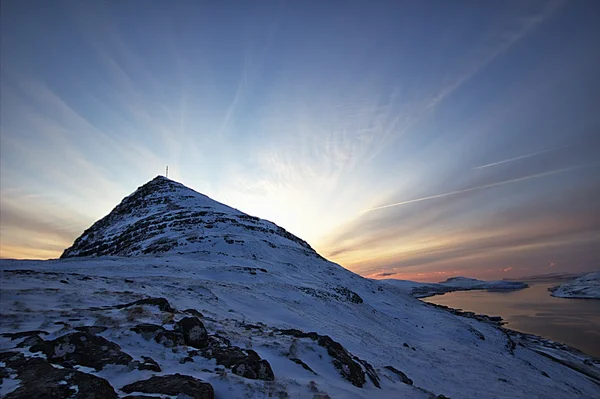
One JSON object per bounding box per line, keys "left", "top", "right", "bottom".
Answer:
{"left": 1, "top": 0, "right": 599, "bottom": 281}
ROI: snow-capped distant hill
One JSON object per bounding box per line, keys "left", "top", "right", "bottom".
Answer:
{"left": 549, "top": 272, "right": 600, "bottom": 299}
{"left": 1, "top": 176, "right": 598, "bottom": 399}
{"left": 383, "top": 276, "right": 528, "bottom": 298}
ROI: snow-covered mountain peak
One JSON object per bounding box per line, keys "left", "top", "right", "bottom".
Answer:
{"left": 2, "top": 176, "right": 599, "bottom": 398}
{"left": 61, "top": 176, "right": 319, "bottom": 260}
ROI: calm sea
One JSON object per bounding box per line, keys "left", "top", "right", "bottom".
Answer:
{"left": 421, "top": 281, "right": 600, "bottom": 358}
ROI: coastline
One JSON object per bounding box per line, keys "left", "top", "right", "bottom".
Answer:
{"left": 418, "top": 294, "right": 600, "bottom": 386}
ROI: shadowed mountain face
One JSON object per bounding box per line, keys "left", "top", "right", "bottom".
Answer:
{"left": 61, "top": 176, "right": 319, "bottom": 261}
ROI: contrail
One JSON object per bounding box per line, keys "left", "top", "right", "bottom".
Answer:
{"left": 473, "top": 148, "right": 558, "bottom": 170}
{"left": 361, "top": 164, "right": 591, "bottom": 213}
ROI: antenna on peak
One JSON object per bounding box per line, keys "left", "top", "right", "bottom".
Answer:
{"left": 165, "top": 165, "right": 169, "bottom": 178}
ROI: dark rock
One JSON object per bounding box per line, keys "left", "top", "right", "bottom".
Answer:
{"left": 138, "top": 356, "right": 161, "bottom": 372}
{"left": 175, "top": 317, "right": 208, "bottom": 348}
{"left": 468, "top": 326, "right": 485, "bottom": 341}
{"left": 333, "top": 286, "right": 364, "bottom": 304}
{"left": 232, "top": 358, "right": 275, "bottom": 381}
{"left": 384, "top": 365, "right": 413, "bottom": 385}
{"left": 278, "top": 328, "right": 371, "bottom": 388}
{"left": 201, "top": 344, "right": 254, "bottom": 368}
{"left": 29, "top": 332, "right": 133, "bottom": 370}
{"left": 155, "top": 330, "right": 185, "bottom": 348}
{"left": 116, "top": 297, "right": 175, "bottom": 313}
{"left": 180, "top": 356, "right": 194, "bottom": 364}
{"left": 74, "top": 326, "right": 108, "bottom": 335}
{"left": 1, "top": 351, "right": 117, "bottom": 399}
{"left": 60, "top": 279, "right": 69, "bottom": 284}
{"left": 290, "top": 358, "right": 316, "bottom": 374}
{"left": 354, "top": 356, "right": 380, "bottom": 388}
{"left": 209, "top": 334, "right": 231, "bottom": 346}
{"left": 184, "top": 308, "right": 204, "bottom": 318}
{"left": 200, "top": 338, "right": 275, "bottom": 381}
{"left": 131, "top": 323, "right": 165, "bottom": 340}
{"left": 278, "top": 329, "right": 319, "bottom": 341}
{"left": 1, "top": 330, "right": 49, "bottom": 340}
{"left": 317, "top": 335, "right": 366, "bottom": 387}
{"left": 16, "top": 334, "right": 44, "bottom": 349}
{"left": 121, "top": 374, "right": 214, "bottom": 399}
{"left": 122, "top": 396, "right": 162, "bottom": 399}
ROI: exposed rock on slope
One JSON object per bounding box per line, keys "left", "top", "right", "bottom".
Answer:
{"left": 2, "top": 176, "right": 599, "bottom": 398}
{"left": 61, "top": 176, "right": 319, "bottom": 262}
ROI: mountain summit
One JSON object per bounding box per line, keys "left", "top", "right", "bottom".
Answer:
{"left": 61, "top": 176, "right": 318, "bottom": 260}
{"left": 2, "top": 177, "right": 599, "bottom": 398}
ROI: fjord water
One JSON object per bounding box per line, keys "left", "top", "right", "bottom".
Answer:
{"left": 422, "top": 281, "right": 600, "bottom": 358}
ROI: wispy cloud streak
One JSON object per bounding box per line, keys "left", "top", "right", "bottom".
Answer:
{"left": 473, "top": 147, "right": 560, "bottom": 169}
{"left": 362, "top": 163, "right": 595, "bottom": 213}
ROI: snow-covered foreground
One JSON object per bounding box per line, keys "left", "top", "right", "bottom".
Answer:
{"left": 2, "top": 256, "right": 599, "bottom": 398}
{"left": 550, "top": 272, "right": 600, "bottom": 299}
{"left": 1, "top": 177, "right": 599, "bottom": 398}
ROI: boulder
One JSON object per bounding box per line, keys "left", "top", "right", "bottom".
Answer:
{"left": 175, "top": 317, "right": 208, "bottom": 348}
{"left": 232, "top": 358, "right": 275, "bottom": 381}
{"left": 29, "top": 332, "right": 133, "bottom": 370}
{"left": 137, "top": 356, "right": 161, "bottom": 372}
{"left": 121, "top": 374, "right": 213, "bottom": 399}
{"left": 155, "top": 330, "right": 185, "bottom": 348}
{"left": 131, "top": 323, "right": 165, "bottom": 340}
{"left": 200, "top": 337, "right": 275, "bottom": 381}
{"left": 1, "top": 352, "right": 117, "bottom": 399}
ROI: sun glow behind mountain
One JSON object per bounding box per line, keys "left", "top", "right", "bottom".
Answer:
{"left": 1, "top": 0, "right": 599, "bottom": 281}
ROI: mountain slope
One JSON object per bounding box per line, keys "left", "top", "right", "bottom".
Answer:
{"left": 2, "top": 177, "right": 599, "bottom": 398}
{"left": 61, "top": 176, "right": 319, "bottom": 263}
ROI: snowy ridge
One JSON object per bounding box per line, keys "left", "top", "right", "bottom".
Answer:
{"left": 62, "top": 176, "right": 319, "bottom": 263}
{"left": 549, "top": 272, "right": 600, "bottom": 299}
{"left": 1, "top": 177, "right": 599, "bottom": 398}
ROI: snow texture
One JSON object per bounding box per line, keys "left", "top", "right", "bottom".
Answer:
{"left": 1, "top": 176, "right": 598, "bottom": 398}
{"left": 550, "top": 272, "right": 600, "bottom": 299}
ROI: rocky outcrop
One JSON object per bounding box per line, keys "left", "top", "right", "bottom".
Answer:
{"left": 115, "top": 297, "right": 175, "bottom": 313}
{"left": 384, "top": 365, "right": 413, "bottom": 385}
{"left": 136, "top": 356, "right": 161, "bottom": 372}
{"left": 131, "top": 323, "right": 165, "bottom": 339}
{"left": 121, "top": 374, "right": 214, "bottom": 399}
{"left": 318, "top": 335, "right": 367, "bottom": 388}
{"left": 200, "top": 337, "right": 275, "bottom": 381}
{"left": 131, "top": 322, "right": 186, "bottom": 348}
{"left": 1, "top": 352, "right": 118, "bottom": 399}
{"left": 278, "top": 328, "right": 379, "bottom": 388}
{"left": 29, "top": 332, "right": 133, "bottom": 370}
{"left": 155, "top": 330, "right": 186, "bottom": 348}
{"left": 175, "top": 317, "right": 208, "bottom": 348}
